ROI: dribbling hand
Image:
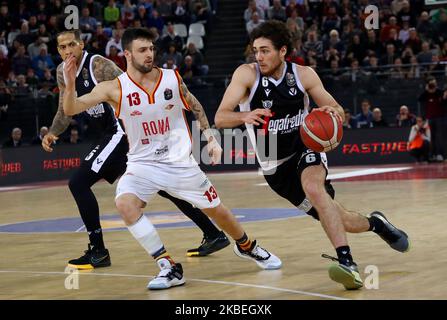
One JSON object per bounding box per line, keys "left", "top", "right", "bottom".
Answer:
{"left": 241, "top": 108, "right": 273, "bottom": 126}
{"left": 42, "top": 133, "right": 58, "bottom": 152}
{"left": 312, "top": 106, "right": 343, "bottom": 123}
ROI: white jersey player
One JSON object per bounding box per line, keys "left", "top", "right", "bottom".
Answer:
{"left": 63, "top": 27, "right": 282, "bottom": 290}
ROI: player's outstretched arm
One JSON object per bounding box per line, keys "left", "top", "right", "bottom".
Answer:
{"left": 299, "top": 66, "right": 345, "bottom": 122}
{"left": 63, "top": 56, "right": 117, "bottom": 116}
{"left": 179, "top": 79, "right": 222, "bottom": 165}
{"left": 215, "top": 64, "right": 271, "bottom": 128}
{"left": 42, "top": 63, "right": 72, "bottom": 152}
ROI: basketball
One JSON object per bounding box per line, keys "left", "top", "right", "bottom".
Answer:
{"left": 300, "top": 110, "right": 343, "bottom": 153}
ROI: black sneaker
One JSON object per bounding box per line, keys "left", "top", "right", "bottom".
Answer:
{"left": 67, "top": 244, "right": 111, "bottom": 270}
{"left": 323, "top": 254, "right": 363, "bottom": 290}
{"left": 186, "top": 231, "right": 230, "bottom": 257}
{"left": 369, "top": 211, "right": 410, "bottom": 253}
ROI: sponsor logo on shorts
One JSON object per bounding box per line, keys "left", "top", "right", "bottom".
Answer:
{"left": 199, "top": 178, "right": 209, "bottom": 188}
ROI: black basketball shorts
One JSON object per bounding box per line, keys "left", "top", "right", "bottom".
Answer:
{"left": 79, "top": 134, "right": 128, "bottom": 184}
{"left": 263, "top": 149, "right": 335, "bottom": 220}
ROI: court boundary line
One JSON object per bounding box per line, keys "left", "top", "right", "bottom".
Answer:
{"left": 0, "top": 269, "right": 349, "bottom": 300}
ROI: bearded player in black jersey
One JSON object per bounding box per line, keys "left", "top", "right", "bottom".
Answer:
{"left": 215, "top": 21, "right": 410, "bottom": 290}
{"left": 42, "top": 30, "right": 229, "bottom": 270}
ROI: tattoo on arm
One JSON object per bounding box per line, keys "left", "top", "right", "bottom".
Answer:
{"left": 49, "top": 64, "right": 72, "bottom": 136}
{"left": 181, "top": 81, "right": 211, "bottom": 133}
{"left": 93, "top": 55, "right": 123, "bottom": 82}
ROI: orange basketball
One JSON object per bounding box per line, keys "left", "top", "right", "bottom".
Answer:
{"left": 299, "top": 110, "right": 343, "bottom": 153}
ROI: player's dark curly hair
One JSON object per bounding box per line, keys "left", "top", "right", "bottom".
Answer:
{"left": 249, "top": 20, "right": 293, "bottom": 57}
{"left": 122, "top": 28, "right": 157, "bottom": 51}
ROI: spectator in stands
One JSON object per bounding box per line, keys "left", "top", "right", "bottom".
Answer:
{"left": 162, "top": 43, "right": 183, "bottom": 67}
{"left": 408, "top": 116, "right": 431, "bottom": 163}
{"left": 12, "top": 45, "right": 32, "bottom": 76}
{"left": 256, "top": 0, "right": 270, "bottom": 15}
{"left": 28, "top": 38, "right": 46, "bottom": 60}
{"left": 246, "top": 12, "right": 264, "bottom": 35}
{"left": 179, "top": 55, "right": 201, "bottom": 84}
{"left": 80, "top": 7, "right": 98, "bottom": 41}
{"left": 286, "top": 18, "right": 302, "bottom": 43}
{"left": 404, "top": 28, "right": 422, "bottom": 54}
{"left": 418, "top": 76, "right": 447, "bottom": 162}
{"left": 355, "top": 99, "right": 374, "bottom": 128}
{"left": 397, "top": 0, "right": 416, "bottom": 26}
{"left": 287, "top": 7, "right": 304, "bottom": 31}
{"left": 32, "top": 126, "right": 49, "bottom": 145}
{"left": 104, "top": 0, "right": 120, "bottom": 27}
{"left": 6, "top": 71, "right": 17, "bottom": 88}
{"left": 190, "top": 0, "right": 211, "bottom": 24}
{"left": 2, "top": 127, "right": 23, "bottom": 148}
{"left": 107, "top": 45, "right": 126, "bottom": 71}
{"left": 162, "top": 22, "right": 184, "bottom": 52}
{"left": 147, "top": 9, "right": 165, "bottom": 35}
{"left": 398, "top": 21, "right": 411, "bottom": 44}
{"left": 268, "top": 0, "right": 287, "bottom": 22}
{"left": 85, "top": 0, "right": 103, "bottom": 21}
{"left": 386, "top": 28, "right": 403, "bottom": 52}
{"left": 303, "top": 30, "right": 323, "bottom": 59}
{"left": 157, "top": 0, "right": 174, "bottom": 23}
{"left": 417, "top": 41, "right": 434, "bottom": 66}
{"left": 32, "top": 46, "right": 55, "bottom": 80}
{"left": 15, "top": 22, "right": 35, "bottom": 49}
{"left": 0, "top": 49, "right": 10, "bottom": 80}
{"left": 25, "top": 68, "right": 39, "bottom": 88}
{"left": 42, "top": 68, "right": 55, "bottom": 84}
{"left": 346, "top": 34, "right": 365, "bottom": 63}
{"left": 244, "top": 0, "right": 265, "bottom": 23}
{"left": 380, "top": 16, "right": 400, "bottom": 43}
{"left": 371, "top": 108, "right": 388, "bottom": 127}
{"left": 380, "top": 43, "right": 398, "bottom": 66}
{"left": 105, "top": 29, "right": 123, "bottom": 57}
{"left": 15, "top": 74, "right": 30, "bottom": 95}
{"left": 28, "top": 16, "right": 40, "bottom": 35}
{"left": 435, "top": 10, "right": 447, "bottom": 43}
{"left": 322, "top": 5, "right": 341, "bottom": 35}
{"left": 0, "top": 80, "right": 11, "bottom": 122}
{"left": 172, "top": 0, "right": 191, "bottom": 25}
{"left": 135, "top": 5, "right": 148, "bottom": 27}
{"left": 184, "top": 42, "right": 208, "bottom": 75}
{"left": 395, "top": 105, "right": 415, "bottom": 128}
{"left": 162, "top": 57, "right": 177, "bottom": 70}
{"left": 416, "top": 11, "right": 434, "bottom": 41}
{"left": 0, "top": 4, "right": 13, "bottom": 35}
{"left": 364, "top": 29, "right": 382, "bottom": 58}
{"left": 65, "top": 128, "right": 82, "bottom": 145}
{"left": 389, "top": 57, "right": 405, "bottom": 79}
{"left": 343, "top": 108, "right": 357, "bottom": 129}
{"left": 121, "top": 0, "right": 136, "bottom": 27}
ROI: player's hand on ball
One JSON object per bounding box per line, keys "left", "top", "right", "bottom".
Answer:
{"left": 242, "top": 108, "right": 272, "bottom": 126}
{"left": 207, "top": 137, "right": 222, "bottom": 165}
{"left": 313, "top": 106, "right": 343, "bottom": 123}
{"left": 42, "top": 133, "right": 58, "bottom": 152}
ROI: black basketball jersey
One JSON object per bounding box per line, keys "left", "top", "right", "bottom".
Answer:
{"left": 239, "top": 61, "right": 309, "bottom": 169}
{"left": 67, "top": 51, "right": 122, "bottom": 136}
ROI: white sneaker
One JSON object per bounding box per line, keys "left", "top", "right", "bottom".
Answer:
{"left": 147, "top": 258, "right": 185, "bottom": 290}
{"left": 233, "top": 240, "right": 282, "bottom": 270}
{"left": 436, "top": 154, "right": 444, "bottom": 162}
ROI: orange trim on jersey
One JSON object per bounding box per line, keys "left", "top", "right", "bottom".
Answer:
{"left": 149, "top": 69, "right": 163, "bottom": 104}
{"left": 115, "top": 78, "right": 123, "bottom": 118}
{"left": 182, "top": 109, "right": 193, "bottom": 143}
{"left": 126, "top": 68, "right": 163, "bottom": 104}
{"left": 174, "top": 70, "right": 191, "bottom": 111}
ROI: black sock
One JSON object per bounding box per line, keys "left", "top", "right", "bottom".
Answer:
{"left": 336, "top": 246, "right": 353, "bottom": 264}
{"left": 368, "top": 215, "right": 385, "bottom": 233}
{"left": 158, "top": 190, "right": 222, "bottom": 239}
{"left": 69, "top": 170, "right": 105, "bottom": 250}
{"left": 88, "top": 228, "right": 105, "bottom": 250}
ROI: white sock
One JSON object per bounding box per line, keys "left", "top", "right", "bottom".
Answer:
{"left": 127, "top": 215, "right": 164, "bottom": 257}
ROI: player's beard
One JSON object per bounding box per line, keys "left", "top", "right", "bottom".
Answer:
{"left": 259, "top": 59, "right": 283, "bottom": 77}
{"left": 131, "top": 56, "right": 153, "bottom": 74}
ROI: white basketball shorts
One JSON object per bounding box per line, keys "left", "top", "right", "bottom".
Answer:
{"left": 115, "top": 161, "right": 221, "bottom": 209}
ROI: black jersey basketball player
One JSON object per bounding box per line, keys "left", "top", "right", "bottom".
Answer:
{"left": 215, "top": 21, "right": 410, "bottom": 290}
{"left": 42, "top": 30, "right": 229, "bottom": 270}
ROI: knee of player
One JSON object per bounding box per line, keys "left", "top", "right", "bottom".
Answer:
{"left": 302, "top": 181, "right": 326, "bottom": 203}
{"left": 115, "top": 197, "right": 136, "bottom": 214}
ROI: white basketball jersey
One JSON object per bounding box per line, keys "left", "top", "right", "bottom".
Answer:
{"left": 116, "top": 68, "right": 193, "bottom": 165}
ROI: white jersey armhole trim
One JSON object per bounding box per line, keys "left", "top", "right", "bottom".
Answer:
{"left": 76, "top": 51, "right": 88, "bottom": 78}
{"left": 292, "top": 63, "right": 310, "bottom": 113}
{"left": 89, "top": 54, "right": 101, "bottom": 85}
{"left": 239, "top": 63, "right": 260, "bottom": 111}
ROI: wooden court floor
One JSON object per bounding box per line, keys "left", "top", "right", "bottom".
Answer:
{"left": 0, "top": 164, "right": 446, "bottom": 300}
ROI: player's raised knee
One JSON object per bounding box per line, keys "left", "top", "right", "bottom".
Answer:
{"left": 302, "top": 180, "right": 326, "bottom": 203}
